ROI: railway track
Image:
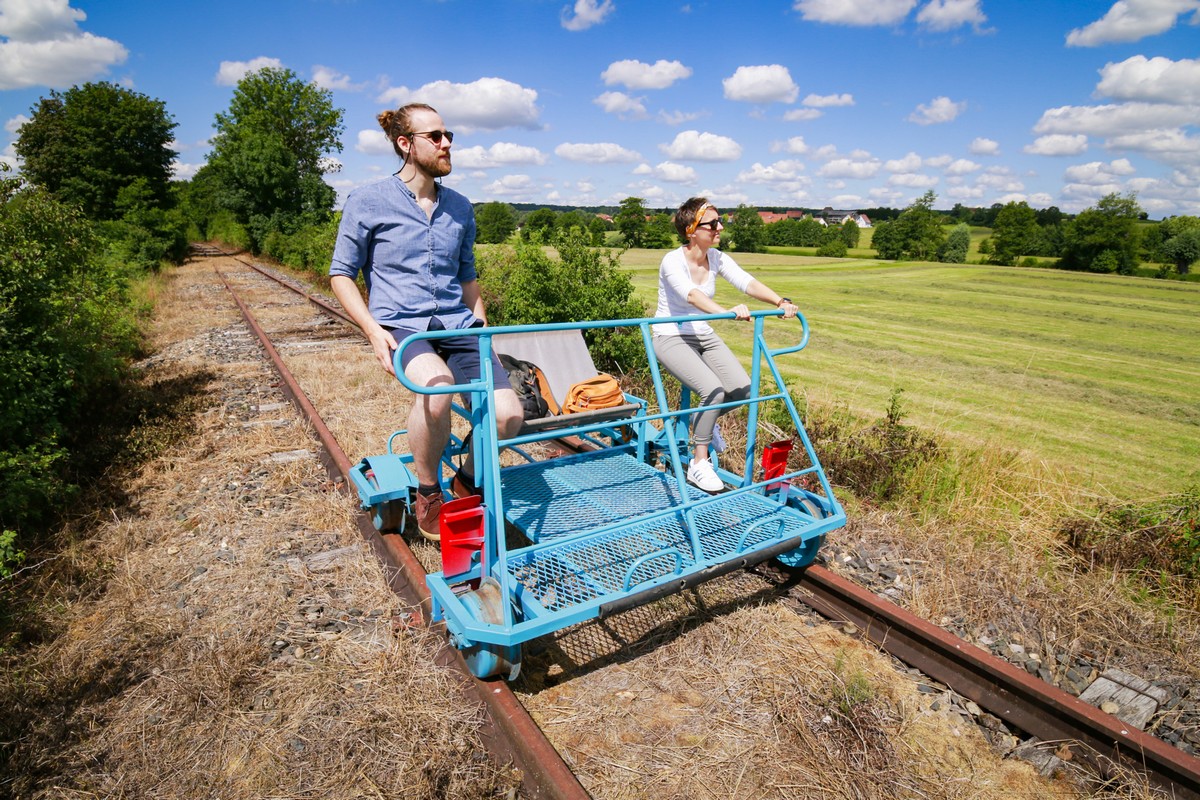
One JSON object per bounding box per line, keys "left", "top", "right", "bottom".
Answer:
{"left": 199, "top": 244, "right": 1200, "bottom": 799}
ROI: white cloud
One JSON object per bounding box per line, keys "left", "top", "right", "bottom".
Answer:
{"left": 944, "top": 158, "right": 981, "bottom": 175}
{"left": 593, "top": 91, "right": 647, "bottom": 118}
{"left": 818, "top": 156, "right": 882, "bottom": 179}
{"left": 889, "top": 173, "right": 939, "bottom": 188}
{"left": 454, "top": 142, "right": 548, "bottom": 168}
{"left": 5, "top": 113, "right": 29, "bottom": 134}
{"left": 772, "top": 136, "right": 810, "bottom": 155}
{"left": 1024, "top": 134, "right": 1089, "bottom": 156}
{"left": 1066, "top": 0, "right": 1200, "bottom": 46}
{"left": 0, "top": 0, "right": 127, "bottom": 90}
{"left": 216, "top": 57, "right": 284, "bottom": 86}
{"left": 356, "top": 129, "right": 393, "bottom": 155}
{"left": 555, "top": 142, "right": 642, "bottom": 163}
{"left": 794, "top": 0, "right": 917, "bottom": 26}
{"left": 969, "top": 137, "right": 1000, "bottom": 155}
{"left": 1034, "top": 102, "right": 1199, "bottom": 137}
{"left": 908, "top": 96, "right": 965, "bottom": 125}
{"left": 722, "top": 65, "right": 799, "bottom": 104}
{"left": 601, "top": 58, "right": 691, "bottom": 89}
{"left": 378, "top": 77, "right": 541, "bottom": 131}
{"left": 561, "top": 0, "right": 615, "bottom": 31}
{"left": 1107, "top": 128, "right": 1200, "bottom": 158}
{"left": 660, "top": 130, "right": 743, "bottom": 161}
{"left": 1096, "top": 55, "right": 1200, "bottom": 105}
{"left": 885, "top": 152, "right": 923, "bottom": 172}
{"left": 632, "top": 163, "right": 653, "bottom": 175}
{"left": 783, "top": 108, "right": 823, "bottom": 121}
{"left": 737, "top": 160, "right": 806, "bottom": 183}
{"left": 802, "top": 93, "right": 854, "bottom": 107}
{"left": 915, "top": 0, "right": 988, "bottom": 31}
{"left": 945, "top": 184, "right": 985, "bottom": 200}
{"left": 924, "top": 154, "right": 953, "bottom": 168}
{"left": 483, "top": 173, "right": 537, "bottom": 196}
{"left": 170, "top": 161, "right": 201, "bottom": 180}
{"left": 1064, "top": 158, "right": 1137, "bottom": 185}
{"left": 652, "top": 161, "right": 698, "bottom": 182}
{"left": 977, "top": 169, "right": 1025, "bottom": 192}
{"left": 312, "top": 65, "right": 365, "bottom": 92}
{"left": 657, "top": 109, "right": 705, "bottom": 125}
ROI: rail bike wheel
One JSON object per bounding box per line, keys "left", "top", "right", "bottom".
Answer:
{"left": 458, "top": 577, "right": 522, "bottom": 681}
{"left": 371, "top": 499, "right": 406, "bottom": 533}
{"left": 774, "top": 496, "right": 827, "bottom": 570}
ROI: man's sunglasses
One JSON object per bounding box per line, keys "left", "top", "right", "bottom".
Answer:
{"left": 407, "top": 129, "right": 454, "bottom": 144}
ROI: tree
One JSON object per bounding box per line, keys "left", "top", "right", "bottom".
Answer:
{"left": 939, "top": 223, "right": 971, "bottom": 264}
{"left": 989, "top": 201, "right": 1040, "bottom": 266}
{"left": 643, "top": 213, "right": 676, "bottom": 249}
{"left": 15, "top": 82, "right": 177, "bottom": 220}
{"left": 475, "top": 201, "right": 517, "bottom": 243}
{"left": 726, "top": 204, "right": 765, "bottom": 253}
{"left": 1154, "top": 215, "right": 1200, "bottom": 275}
{"left": 587, "top": 216, "right": 608, "bottom": 246}
{"left": 521, "top": 207, "right": 557, "bottom": 241}
{"left": 839, "top": 218, "right": 861, "bottom": 248}
{"left": 614, "top": 196, "right": 648, "bottom": 247}
{"left": 207, "top": 67, "right": 343, "bottom": 249}
{"left": 872, "top": 191, "right": 945, "bottom": 261}
{"left": 476, "top": 228, "right": 646, "bottom": 371}
{"left": 1058, "top": 192, "right": 1142, "bottom": 274}
{"left": 871, "top": 220, "right": 902, "bottom": 260}
{"left": 1, "top": 167, "right": 138, "bottom": 538}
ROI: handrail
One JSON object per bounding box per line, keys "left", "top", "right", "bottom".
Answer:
{"left": 388, "top": 310, "right": 807, "bottom": 396}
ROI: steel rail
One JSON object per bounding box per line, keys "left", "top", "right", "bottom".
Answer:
{"left": 785, "top": 564, "right": 1200, "bottom": 799}
{"left": 214, "top": 265, "right": 591, "bottom": 800}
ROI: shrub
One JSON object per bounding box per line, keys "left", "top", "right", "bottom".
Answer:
{"left": 0, "top": 169, "right": 139, "bottom": 538}
{"left": 476, "top": 228, "right": 647, "bottom": 373}
{"left": 1064, "top": 487, "right": 1200, "bottom": 585}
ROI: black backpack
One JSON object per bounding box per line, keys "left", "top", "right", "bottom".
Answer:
{"left": 499, "top": 353, "right": 557, "bottom": 420}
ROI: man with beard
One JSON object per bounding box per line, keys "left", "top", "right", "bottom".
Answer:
{"left": 330, "top": 103, "right": 523, "bottom": 541}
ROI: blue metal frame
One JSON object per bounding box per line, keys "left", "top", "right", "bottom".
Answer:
{"left": 348, "top": 310, "right": 846, "bottom": 676}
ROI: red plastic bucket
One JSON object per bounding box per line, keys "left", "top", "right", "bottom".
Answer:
{"left": 761, "top": 439, "right": 794, "bottom": 493}
{"left": 440, "top": 495, "right": 486, "bottom": 577}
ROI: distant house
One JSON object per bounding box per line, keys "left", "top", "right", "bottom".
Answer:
{"left": 757, "top": 211, "right": 789, "bottom": 224}
{"left": 815, "top": 207, "right": 872, "bottom": 228}
{"left": 595, "top": 213, "right": 613, "bottom": 223}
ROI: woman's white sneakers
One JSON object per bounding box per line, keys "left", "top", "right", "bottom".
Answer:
{"left": 686, "top": 458, "right": 724, "bottom": 492}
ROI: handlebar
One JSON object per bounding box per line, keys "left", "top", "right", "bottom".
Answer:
{"left": 390, "top": 309, "right": 809, "bottom": 395}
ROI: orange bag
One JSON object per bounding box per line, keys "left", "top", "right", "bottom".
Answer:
{"left": 562, "top": 373, "right": 624, "bottom": 413}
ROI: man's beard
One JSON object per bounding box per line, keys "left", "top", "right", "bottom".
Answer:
{"left": 413, "top": 148, "right": 451, "bottom": 178}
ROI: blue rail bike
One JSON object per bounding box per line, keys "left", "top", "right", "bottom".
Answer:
{"left": 348, "top": 310, "right": 846, "bottom": 680}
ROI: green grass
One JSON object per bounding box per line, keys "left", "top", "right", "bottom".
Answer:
{"left": 618, "top": 248, "right": 1200, "bottom": 498}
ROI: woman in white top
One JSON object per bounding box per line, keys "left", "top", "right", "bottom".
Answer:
{"left": 652, "top": 197, "right": 799, "bottom": 492}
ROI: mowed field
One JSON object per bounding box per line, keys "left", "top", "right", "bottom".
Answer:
{"left": 617, "top": 248, "right": 1200, "bottom": 499}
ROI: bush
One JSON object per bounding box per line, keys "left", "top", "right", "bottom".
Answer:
{"left": 476, "top": 228, "right": 647, "bottom": 373}
{"left": 0, "top": 170, "right": 139, "bottom": 539}
{"left": 816, "top": 238, "right": 848, "bottom": 258}
{"left": 1064, "top": 487, "right": 1200, "bottom": 586}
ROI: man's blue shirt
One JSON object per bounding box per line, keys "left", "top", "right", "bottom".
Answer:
{"left": 329, "top": 175, "right": 477, "bottom": 331}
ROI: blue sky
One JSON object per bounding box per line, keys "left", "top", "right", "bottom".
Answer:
{"left": 2, "top": 0, "right": 1199, "bottom": 218}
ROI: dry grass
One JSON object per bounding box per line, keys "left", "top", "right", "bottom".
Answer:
{"left": 523, "top": 602, "right": 1088, "bottom": 799}
{"left": 0, "top": 258, "right": 519, "bottom": 799}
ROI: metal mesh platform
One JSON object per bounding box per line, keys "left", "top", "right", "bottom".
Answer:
{"left": 500, "top": 448, "right": 821, "bottom": 613}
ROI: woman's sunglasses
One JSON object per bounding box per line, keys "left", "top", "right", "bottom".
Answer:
{"left": 695, "top": 219, "right": 722, "bottom": 231}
